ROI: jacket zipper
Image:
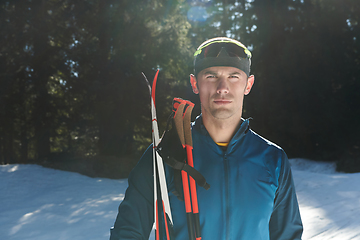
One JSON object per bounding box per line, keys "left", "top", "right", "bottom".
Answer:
{"left": 224, "top": 153, "right": 230, "bottom": 240}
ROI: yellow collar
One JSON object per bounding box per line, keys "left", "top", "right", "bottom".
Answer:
{"left": 216, "top": 142, "right": 229, "bottom": 147}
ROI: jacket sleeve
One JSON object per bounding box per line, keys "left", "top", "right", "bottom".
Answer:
{"left": 269, "top": 152, "right": 303, "bottom": 240}
{"left": 110, "top": 146, "right": 154, "bottom": 240}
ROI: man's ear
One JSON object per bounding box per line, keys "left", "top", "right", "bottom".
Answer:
{"left": 244, "top": 75, "right": 255, "bottom": 95}
{"left": 190, "top": 74, "right": 199, "bottom": 94}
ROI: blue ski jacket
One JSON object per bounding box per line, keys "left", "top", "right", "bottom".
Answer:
{"left": 110, "top": 116, "right": 303, "bottom": 240}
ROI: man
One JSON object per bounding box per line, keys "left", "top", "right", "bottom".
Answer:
{"left": 110, "top": 37, "right": 303, "bottom": 239}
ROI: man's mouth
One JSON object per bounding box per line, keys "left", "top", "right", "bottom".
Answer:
{"left": 213, "top": 99, "right": 232, "bottom": 105}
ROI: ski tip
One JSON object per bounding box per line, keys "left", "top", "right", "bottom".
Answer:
{"left": 151, "top": 70, "right": 160, "bottom": 108}
{"left": 141, "top": 72, "right": 148, "bottom": 82}
{"left": 142, "top": 72, "right": 152, "bottom": 94}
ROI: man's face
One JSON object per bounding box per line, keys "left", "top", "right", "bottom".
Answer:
{"left": 191, "top": 66, "right": 254, "bottom": 121}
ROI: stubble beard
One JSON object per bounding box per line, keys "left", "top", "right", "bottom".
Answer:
{"left": 209, "top": 107, "right": 235, "bottom": 120}
{"left": 203, "top": 98, "right": 243, "bottom": 120}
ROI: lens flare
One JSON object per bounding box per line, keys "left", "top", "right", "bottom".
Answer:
{"left": 187, "top": 6, "right": 209, "bottom": 22}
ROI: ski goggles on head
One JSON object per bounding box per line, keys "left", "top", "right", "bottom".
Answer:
{"left": 194, "top": 37, "right": 252, "bottom": 76}
{"left": 194, "top": 38, "right": 252, "bottom": 59}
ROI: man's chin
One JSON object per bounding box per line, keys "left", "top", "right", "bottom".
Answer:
{"left": 210, "top": 109, "right": 235, "bottom": 120}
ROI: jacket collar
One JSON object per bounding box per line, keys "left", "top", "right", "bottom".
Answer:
{"left": 193, "top": 115, "right": 251, "bottom": 154}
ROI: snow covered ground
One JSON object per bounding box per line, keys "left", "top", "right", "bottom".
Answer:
{"left": 290, "top": 159, "right": 360, "bottom": 240}
{"left": 0, "top": 159, "right": 359, "bottom": 240}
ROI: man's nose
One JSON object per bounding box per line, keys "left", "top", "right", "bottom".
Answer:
{"left": 216, "top": 78, "right": 229, "bottom": 94}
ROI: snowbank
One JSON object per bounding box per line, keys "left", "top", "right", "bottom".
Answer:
{"left": 0, "top": 164, "right": 126, "bottom": 240}
{"left": 290, "top": 159, "right": 360, "bottom": 240}
{"left": 0, "top": 159, "right": 359, "bottom": 240}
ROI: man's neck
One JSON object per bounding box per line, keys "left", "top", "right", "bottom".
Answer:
{"left": 202, "top": 113, "right": 242, "bottom": 144}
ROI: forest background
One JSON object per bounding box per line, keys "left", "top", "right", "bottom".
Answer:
{"left": 1, "top": 0, "right": 359, "bottom": 178}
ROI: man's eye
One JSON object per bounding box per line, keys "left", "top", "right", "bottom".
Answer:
{"left": 206, "top": 75, "right": 216, "bottom": 78}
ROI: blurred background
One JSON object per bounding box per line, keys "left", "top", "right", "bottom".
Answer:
{"left": 1, "top": 0, "right": 359, "bottom": 178}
